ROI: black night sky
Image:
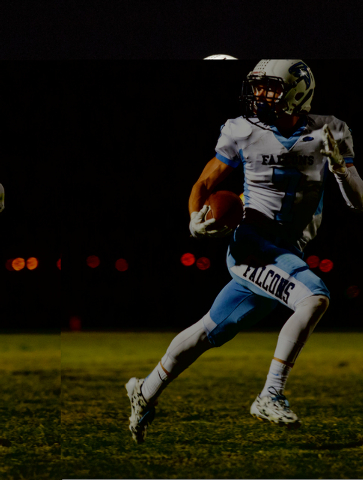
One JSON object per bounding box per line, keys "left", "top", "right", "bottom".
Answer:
{"left": 0, "top": 59, "right": 362, "bottom": 331}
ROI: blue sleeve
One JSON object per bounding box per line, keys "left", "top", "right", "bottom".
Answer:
{"left": 215, "top": 152, "right": 241, "bottom": 168}
{"left": 215, "top": 120, "right": 241, "bottom": 168}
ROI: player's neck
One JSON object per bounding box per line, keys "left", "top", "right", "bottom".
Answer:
{"left": 274, "top": 114, "right": 304, "bottom": 138}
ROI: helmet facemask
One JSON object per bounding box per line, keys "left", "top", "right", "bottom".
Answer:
{"left": 240, "top": 60, "right": 315, "bottom": 127}
{"left": 241, "top": 75, "right": 286, "bottom": 125}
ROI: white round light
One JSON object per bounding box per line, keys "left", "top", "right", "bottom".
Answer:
{"left": 203, "top": 54, "right": 238, "bottom": 60}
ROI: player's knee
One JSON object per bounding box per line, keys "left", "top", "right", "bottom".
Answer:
{"left": 166, "top": 318, "right": 212, "bottom": 359}
{"left": 298, "top": 294, "right": 329, "bottom": 310}
{"left": 298, "top": 294, "right": 329, "bottom": 321}
{"left": 312, "top": 294, "right": 330, "bottom": 315}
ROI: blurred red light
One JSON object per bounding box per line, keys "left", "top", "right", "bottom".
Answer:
{"left": 12, "top": 258, "right": 25, "bottom": 271}
{"left": 57, "top": 258, "right": 61, "bottom": 270}
{"left": 115, "top": 258, "right": 129, "bottom": 271}
{"left": 181, "top": 253, "right": 195, "bottom": 266}
{"left": 87, "top": 255, "right": 100, "bottom": 268}
{"left": 70, "top": 316, "right": 82, "bottom": 331}
{"left": 319, "top": 259, "right": 334, "bottom": 272}
{"left": 5, "top": 259, "right": 14, "bottom": 271}
{"left": 306, "top": 255, "right": 320, "bottom": 269}
{"left": 196, "top": 257, "right": 211, "bottom": 270}
{"left": 26, "top": 257, "right": 38, "bottom": 270}
{"left": 346, "top": 285, "right": 360, "bottom": 298}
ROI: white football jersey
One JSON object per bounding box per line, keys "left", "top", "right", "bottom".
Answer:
{"left": 215, "top": 114, "right": 354, "bottom": 250}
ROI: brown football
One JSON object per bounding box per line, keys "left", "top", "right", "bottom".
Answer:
{"left": 205, "top": 190, "right": 244, "bottom": 231}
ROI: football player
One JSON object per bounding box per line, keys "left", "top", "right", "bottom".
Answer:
{"left": 126, "top": 60, "right": 363, "bottom": 443}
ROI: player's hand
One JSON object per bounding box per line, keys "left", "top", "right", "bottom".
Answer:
{"left": 320, "top": 124, "right": 346, "bottom": 174}
{"left": 189, "top": 205, "right": 233, "bottom": 238}
{"left": 0, "top": 183, "right": 4, "bottom": 213}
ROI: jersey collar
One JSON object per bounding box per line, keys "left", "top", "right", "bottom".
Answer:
{"left": 270, "top": 116, "right": 308, "bottom": 150}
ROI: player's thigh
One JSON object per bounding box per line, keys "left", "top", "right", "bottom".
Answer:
{"left": 203, "top": 280, "right": 278, "bottom": 347}
{"left": 227, "top": 226, "right": 330, "bottom": 311}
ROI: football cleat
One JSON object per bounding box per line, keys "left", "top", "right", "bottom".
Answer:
{"left": 250, "top": 387, "right": 301, "bottom": 428}
{"left": 125, "top": 377, "right": 156, "bottom": 443}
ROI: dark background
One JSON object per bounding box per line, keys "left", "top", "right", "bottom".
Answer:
{"left": 1, "top": 0, "right": 362, "bottom": 60}
{"left": 0, "top": 60, "right": 362, "bottom": 332}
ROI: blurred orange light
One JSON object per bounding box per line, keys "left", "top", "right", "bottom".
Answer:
{"left": 5, "top": 259, "right": 14, "bottom": 271}
{"left": 196, "top": 257, "right": 211, "bottom": 270}
{"left": 26, "top": 257, "right": 38, "bottom": 270}
{"left": 319, "top": 259, "right": 334, "bottom": 272}
{"left": 306, "top": 255, "right": 320, "bottom": 269}
{"left": 69, "top": 316, "right": 82, "bottom": 331}
{"left": 115, "top": 258, "right": 129, "bottom": 271}
{"left": 12, "top": 258, "right": 25, "bottom": 271}
{"left": 181, "top": 253, "right": 195, "bottom": 266}
{"left": 346, "top": 285, "right": 360, "bottom": 298}
{"left": 87, "top": 255, "right": 100, "bottom": 268}
{"left": 57, "top": 258, "right": 61, "bottom": 270}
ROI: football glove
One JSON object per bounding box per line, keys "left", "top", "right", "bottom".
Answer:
{"left": 0, "top": 183, "right": 4, "bottom": 213}
{"left": 189, "top": 205, "right": 233, "bottom": 238}
{"left": 320, "top": 124, "right": 346, "bottom": 174}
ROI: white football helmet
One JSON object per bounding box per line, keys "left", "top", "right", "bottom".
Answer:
{"left": 240, "top": 59, "right": 315, "bottom": 124}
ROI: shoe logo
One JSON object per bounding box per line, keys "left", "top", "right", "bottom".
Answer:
{"left": 302, "top": 136, "right": 314, "bottom": 142}
{"left": 271, "top": 373, "right": 280, "bottom": 376}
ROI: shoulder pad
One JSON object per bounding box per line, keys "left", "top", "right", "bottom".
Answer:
{"left": 308, "top": 114, "right": 347, "bottom": 131}
{"left": 228, "top": 117, "right": 253, "bottom": 140}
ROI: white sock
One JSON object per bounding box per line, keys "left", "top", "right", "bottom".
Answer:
{"left": 260, "top": 359, "right": 291, "bottom": 397}
{"left": 141, "top": 316, "right": 212, "bottom": 403}
{"left": 260, "top": 295, "right": 329, "bottom": 398}
{"left": 141, "top": 359, "right": 173, "bottom": 403}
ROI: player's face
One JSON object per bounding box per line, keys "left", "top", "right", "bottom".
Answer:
{"left": 252, "top": 80, "right": 284, "bottom": 105}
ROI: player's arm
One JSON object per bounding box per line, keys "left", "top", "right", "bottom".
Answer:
{"left": 188, "top": 156, "right": 235, "bottom": 238}
{"left": 188, "top": 156, "right": 234, "bottom": 214}
{"left": 333, "top": 164, "right": 363, "bottom": 211}
{"left": 321, "top": 124, "right": 363, "bottom": 211}
{"left": 0, "top": 183, "right": 4, "bottom": 212}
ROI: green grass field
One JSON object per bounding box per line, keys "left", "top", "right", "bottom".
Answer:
{"left": 61, "top": 331, "right": 363, "bottom": 479}
{"left": 1, "top": 332, "right": 362, "bottom": 479}
{"left": 0, "top": 334, "right": 60, "bottom": 480}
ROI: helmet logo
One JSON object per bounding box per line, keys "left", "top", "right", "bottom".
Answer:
{"left": 288, "top": 61, "right": 311, "bottom": 89}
